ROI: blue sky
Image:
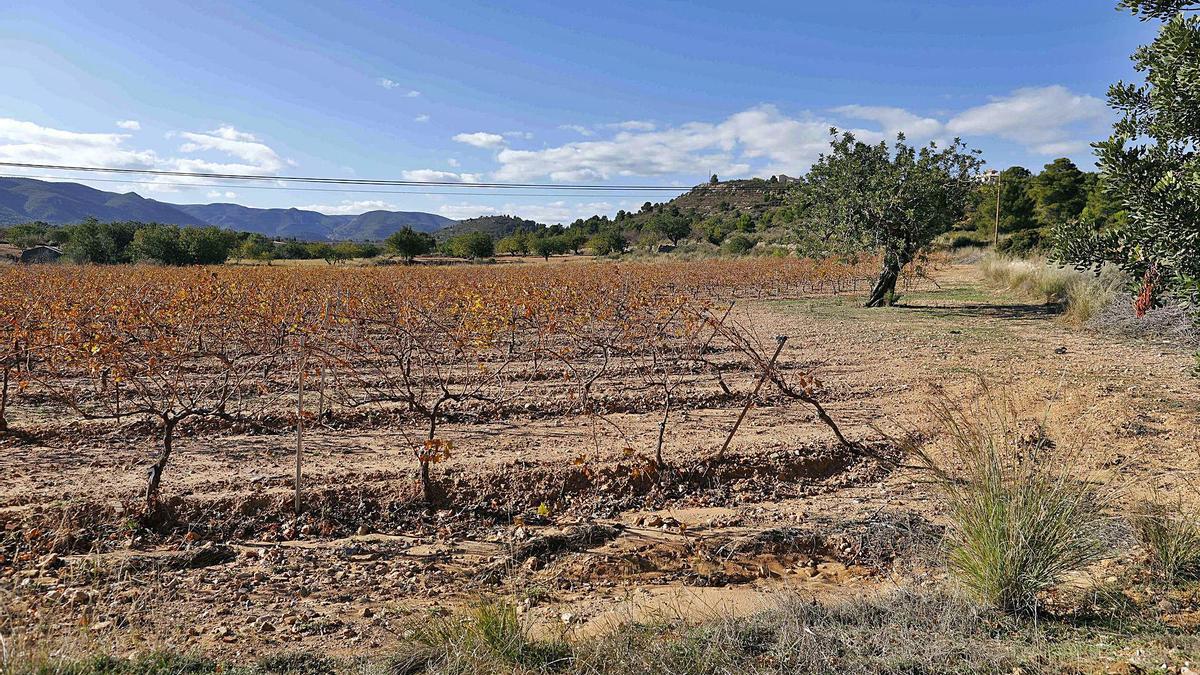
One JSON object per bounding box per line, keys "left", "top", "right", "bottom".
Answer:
{"left": 0, "top": 1, "right": 1154, "bottom": 223}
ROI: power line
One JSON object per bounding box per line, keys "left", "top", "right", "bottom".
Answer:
{"left": 0, "top": 161, "right": 798, "bottom": 192}
{"left": 0, "top": 174, "right": 691, "bottom": 199}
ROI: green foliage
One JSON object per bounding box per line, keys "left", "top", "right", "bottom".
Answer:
{"left": 996, "top": 228, "right": 1048, "bottom": 257}
{"left": 907, "top": 393, "right": 1110, "bottom": 613}
{"left": 384, "top": 226, "right": 435, "bottom": 262}
{"left": 62, "top": 218, "right": 136, "bottom": 264}
{"left": 801, "top": 131, "right": 982, "bottom": 306}
{"left": 721, "top": 233, "right": 755, "bottom": 255}
{"left": 495, "top": 231, "right": 530, "bottom": 255}
{"left": 1055, "top": 6, "right": 1200, "bottom": 308}
{"left": 236, "top": 234, "right": 276, "bottom": 263}
{"left": 588, "top": 230, "right": 625, "bottom": 255}
{"left": 1119, "top": 0, "right": 1198, "bottom": 20}
{"left": 446, "top": 231, "right": 494, "bottom": 259}
{"left": 530, "top": 234, "right": 568, "bottom": 259}
{"left": 970, "top": 167, "right": 1038, "bottom": 237}
{"left": 1029, "top": 158, "right": 1089, "bottom": 226}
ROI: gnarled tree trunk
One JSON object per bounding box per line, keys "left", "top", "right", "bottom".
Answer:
{"left": 864, "top": 251, "right": 910, "bottom": 308}
{"left": 146, "top": 417, "right": 178, "bottom": 510}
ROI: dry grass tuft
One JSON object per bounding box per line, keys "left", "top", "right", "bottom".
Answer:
{"left": 905, "top": 388, "right": 1113, "bottom": 614}
{"left": 1132, "top": 499, "right": 1200, "bottom": 582}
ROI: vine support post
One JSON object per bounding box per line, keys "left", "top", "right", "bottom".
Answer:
{"left": 710, "top": 335, "right": 787, "bottom": 467}
{"left": 295, "top": 334, "right": 306, "bottom": 517}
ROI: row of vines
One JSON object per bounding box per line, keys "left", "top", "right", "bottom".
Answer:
{"left": 0, "top": 256, "right": 921, "bottom": 514}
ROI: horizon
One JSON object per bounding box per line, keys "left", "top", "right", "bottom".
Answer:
{"left": 1, "top": 1, "right": 1153, "bottom": 223}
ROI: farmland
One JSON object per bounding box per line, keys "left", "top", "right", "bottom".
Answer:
{"left": 2, "top": 253, "right": 1198, "bottom": 671}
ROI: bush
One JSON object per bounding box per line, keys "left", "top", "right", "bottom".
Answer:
{"left": 906, "top": 390, "right": 1111, "bottom": 613}
{"left": 996, "top": 228, "right": 1046, "bottom": 257}
{"left": 721, "top": 234, "right": 755, "bottom": 255}
{"left": 1132, "top": 499, "right": 1200, "bottom": 582}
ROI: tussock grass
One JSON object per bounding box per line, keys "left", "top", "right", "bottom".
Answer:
{"left": 390, "top": 599, "right": 569, "bottom": 673}
{"left": 980, "top": 256, "right": 1127, "bottom": 326}
{"left": 906, "top": 390, "right": 1113, "bottom": 614}
{"left": 1132, "top": 499, "right": 1200, "bottom": 582}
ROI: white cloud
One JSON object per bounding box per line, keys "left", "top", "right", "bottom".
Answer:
{"left": 452, "top": 131, "right": 506, "bottom": 149}
{"left": 377, "top": 77, "right": 400, "bottom": 89}
{"left": 503, "top": 131, "right": 534, "bottom": 140}
{"left": 0, "top": 118, "right": 158, "bottom": 168}
{"left": 414, "top": 114, "right": 430, "bottom": 123}
{"left": 0, "top": 118, "right": 288, "bottom": 194}
{"left": 946, "top": 86, "right": 1108, "bottom": 154}
{"left": 609, "top": 120, "right": 656, "bottom": 132}
{"left": 298, "top": 199, "right": 398, "bottom": 215}
{"left": 447, "top": 158, "right": 460, "bottom": 167}
{"left": 206, "top": 190, "right": 237, "bottom": 199}
{"left": 495, "top": 105, "right": 825, "bottom": 182}
{"left": 832, "top": 105, "right": 943, "bottom": 141}
{"left": 400, "top": 169, "right": 482, "bottom": 182}
{"left": 558, "top": 124, "right": 593, "bottom": 137}
{"left": 177, "top": 125, "right": 284, "bottom": 174}
{"left": 116, "top": 120, "right": 141, "bottom": 131}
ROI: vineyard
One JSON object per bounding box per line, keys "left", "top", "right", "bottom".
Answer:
{"left": 12, "top": 253, "right": 1199, "bottom": 663}
{"left": 0, "top": 256, "right": 912, "bottom": 516}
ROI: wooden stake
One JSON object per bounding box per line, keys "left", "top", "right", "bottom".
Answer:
{"left": 295, "top": 334, "right": 306, "bottom": 516}
{"left": 711, "top": 335, "right": 787, "bottom": 465}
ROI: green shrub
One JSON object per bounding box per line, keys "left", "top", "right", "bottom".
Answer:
{"left": 906, "top": 391, "right": 1111, "bottom": 613}
{"left": 996, "top": 228, "right": 1046, "bottom": 257}
{"left": 721, "top": 234, "right": 755, "bottom": 255}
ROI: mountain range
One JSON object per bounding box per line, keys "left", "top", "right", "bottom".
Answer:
{"left": 0, "top": 177, "right": 457, "bottom": 241}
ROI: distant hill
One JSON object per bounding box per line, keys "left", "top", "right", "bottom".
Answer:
{"left": 619, "top": 178, "right": 795, "bottom": 227}
{"left": 329, "top": 210, "right": 453, "bottom": 240}
{"left": 0, "top": 177, "right": 208, "bottom": 227}
{"left": 0, "top": 177, "right": 457, "bottom": 241}
{"left": 435, "top": 215, "right": 545, "bottom": 241}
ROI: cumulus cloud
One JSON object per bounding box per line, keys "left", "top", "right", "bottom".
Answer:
{"left": 0, "top": 118, "right": 288, "bottom": 193}
{"left": 0, "top": 118, "right": 158, "bottom": 168}
{"left": 413, "top": 114, "right": 430, "bottom": 123}
{"left": 400, "top": 169, "right": 483, "bottom": 183}
{"left": 495, "top": 105, "right": 823, "bottom": 182}
{"left": 946, "top": 85, "right": 1108, "bottom": 152}
{"left": 177, "top": 125, "right": 284, "bottom": 174}
{"left": 609, "top": 120, "right": 656, "bottom": 132}
{"left": 116, "top": 120, "right": 141, "bottom": 130}
{"left": 298, "top": 199, "right": 398, "bottom": 215}
{"left": 832, "top": 105, "right": 943, "bottom": 142}
{"left": 491, "top": 87, "right": 1106, "bottom": 183}
{"left": 452, "top": 132, "right": 506, "bottom": 149}
{"left": 206, "top": 190, "right": 237, "bottom": 199}
{"left": 558, "top": 124, "right": 593, "bottom": 137}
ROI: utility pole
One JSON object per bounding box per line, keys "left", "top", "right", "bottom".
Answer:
{"left": 993, "top": 172, "right": 1002, "bottom": 248}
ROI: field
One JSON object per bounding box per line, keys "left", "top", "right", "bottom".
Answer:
{"left": 2, "top": 256, "right": 1199, "bottom": 671}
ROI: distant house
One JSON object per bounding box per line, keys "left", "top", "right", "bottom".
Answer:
{"left": 19, "top": 245, "right": 63, "bottom": 264}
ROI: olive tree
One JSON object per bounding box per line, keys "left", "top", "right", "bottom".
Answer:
{"left": 1053, "top": 0, "right": 1200, "bottom": 309}
{"left": 801, "top": 131, "right": 982, "bottom": 307}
